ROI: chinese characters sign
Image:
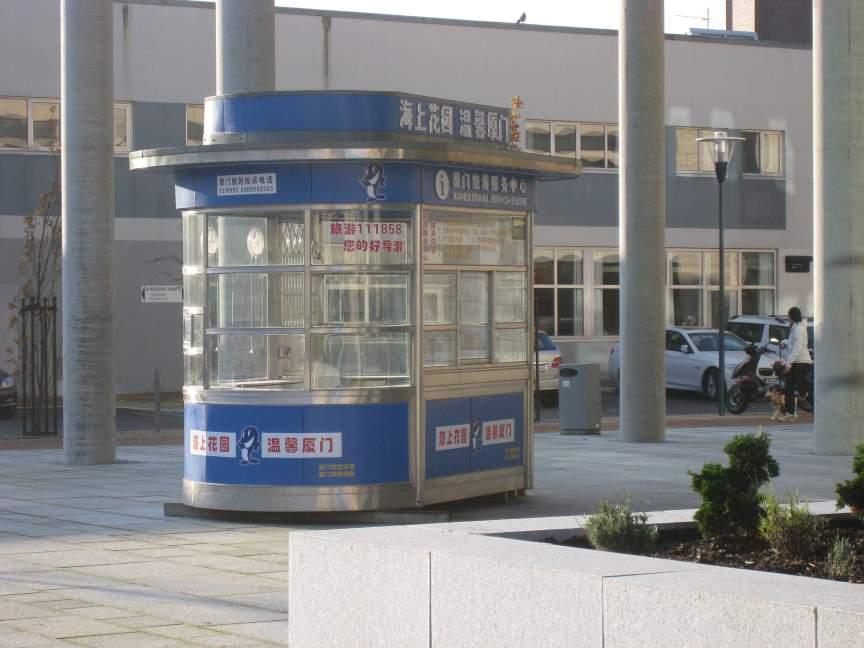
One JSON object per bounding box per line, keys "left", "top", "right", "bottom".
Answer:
{"left": 317, "top": 217, "right": 411, "bottom": 264}
{"left": 326, "top": 221, "right": 406, "bottom": 255}
{"left": 423, "top": 213, "right": 526, "bottom": 266}
{"left": 399, "top": 98, "right": 509, "bottom": 145}
{"left": 190, "top": 430, "right": 235, "bottom": 457}
{"left": 216, "top": 173, "right": 277, "bottom": 196}
{"left": 482, "top": 419, "right": 515, "bottom": 446}
{"left": 262, "top": 432, "right": 343, "bottom": 459}
{"left": 426, "top": 167, "right": 533, "bottom": 210}
{"left": 435, "top": 423, "right": 470, "bottom": 451}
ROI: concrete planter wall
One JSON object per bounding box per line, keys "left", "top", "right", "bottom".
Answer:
{"left": 287, "top": 506, "right": 864, "bottom": 648}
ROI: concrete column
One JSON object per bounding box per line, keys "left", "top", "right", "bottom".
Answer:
{"left": 216, "top": 0, "right": 275, "bottom": 95}
{"left": 618, "top": 0, "right": 666, "bottom": 442}
{"left": 61, "top": 0, "right": 116, "bottom": 464}
{"left": 814, "top": 1, "right": 864, "bottom": 454}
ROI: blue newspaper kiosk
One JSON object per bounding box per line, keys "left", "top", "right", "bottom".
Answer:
{"left": 131, "top": 91, "right": 578, "bottom": 511}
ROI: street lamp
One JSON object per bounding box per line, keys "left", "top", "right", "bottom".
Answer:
{"left": 697, "top": 131, "right": 744, "bottom": 416}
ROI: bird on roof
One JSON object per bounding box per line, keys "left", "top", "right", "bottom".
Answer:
{"left": 516, "top": 12, "right": 526, "bottom": 24}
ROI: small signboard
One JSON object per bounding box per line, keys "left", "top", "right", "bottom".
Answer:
{"left": 141, "top": 285, "right": 182, "bottom": 303}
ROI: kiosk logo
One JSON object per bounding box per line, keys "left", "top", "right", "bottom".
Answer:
{"left": 470, "top": 417, "right": 483, "bottom": 454}
{"left": 360, "top": 163, "right": 387, "bottom": 203}
{"left": 434, "top": 169, "right": 450, "bottom": 200}
{"left": 238, "top": 426, "right": 261, "bottom": 466}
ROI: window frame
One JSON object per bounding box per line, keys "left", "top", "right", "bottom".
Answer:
{"left": 0, "top": 96, "right": 132, "bottom": 154}
{"left": 665, "top": 249, "right": 777, "bottom": 327}
{"left": 675, "top": 126, "right": 785, "bottom": 178}
{"left": 523, "top": 119, "right": 619, "bottom": 171}
{"left": 186, "top": 103, "right": 205, "bottom": 146}
{"left": 533, "top": 247, "right": 585, "bottom": 338}
{"left": 0, "top": 96, "right": 29, "bottom": 150}
{"left": 421, "top": 206, "right": 529, "bottom": 369}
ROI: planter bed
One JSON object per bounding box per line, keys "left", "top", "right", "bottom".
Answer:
{"left": 550, "top": 515, "right": 864, "bottom": 583}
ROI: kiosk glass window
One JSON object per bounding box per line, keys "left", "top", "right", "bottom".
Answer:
{"left": 208, "top": 334, "right": 305, "bottom": 390}
{"left": 311, "top": 273, "right": 410, "bottom": 325}
{"left": 459, "top": 272, "right": 490, "bottom": 361}
{"left": 311, "top": 332, "right": 409, "bottom": 389}
{"left": 422, "top": 272, "right": 457, "bottom": 367}
{"left": 208, "top": 273, "right": 304, "bottom": 329}
{"left": 311, "top": 209, "right": 412, "bottom": 265}
{"left": 182, "top": 212, "right": 206, "bottom": 386}
{"left": 208, "top": 214, "right": 304, "bottom": 267}
{"left": 422, "top": 211, "right": 526, "bottom": 266}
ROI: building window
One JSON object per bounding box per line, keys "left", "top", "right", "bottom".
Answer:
{"left": 665, "top": 250, "right": 776, "bottom": 327}
{"left": 675, "top": 127, "right": 716, "bottom": 173}
{"left": 593, "top": 251, "right": 619, "bottom": 336}
{"left": 525, "top": 120, "right": 618, "bottom": 170}
{"left": 741, "top": 130, "right": 783, "bottom": 175}
{"left": 533, "top": 248, "right": 584, "bottom": 337}
{"left": 0, "top": 97, "right": 28, "bottom": 149}
{"left": 31, "top": 100, "right": 60, "bottom": 149}
{"left": 186, "top": 104, "right": 204, "bottom": 146}
{"left": 676, "top": 127, "right": 784, "bottom": 176}
{"left": 0, "top": 96, "right": 131, "bottom": 153}
{"left": 113, "top": 103, "right": 131, "bottom": 150}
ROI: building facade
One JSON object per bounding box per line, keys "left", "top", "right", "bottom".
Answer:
{"left": 0, "top": 0, "right": 813, "bottom": 391}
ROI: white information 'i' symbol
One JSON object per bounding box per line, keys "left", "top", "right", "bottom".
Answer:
{"left": 434, "top": 169, "right": 451, "bottom": 200}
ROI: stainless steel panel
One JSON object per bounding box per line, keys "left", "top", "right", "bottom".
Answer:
{"left": 184, "top": 479, "right": 417, "bottom": 512}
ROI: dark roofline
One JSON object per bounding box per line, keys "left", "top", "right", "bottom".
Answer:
{"left": 118, "top": 0, "right": 811, "bottom": 51}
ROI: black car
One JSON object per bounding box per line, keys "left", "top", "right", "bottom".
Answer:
{"left": 0, "top": 368, "right": 16, "bottom": 419}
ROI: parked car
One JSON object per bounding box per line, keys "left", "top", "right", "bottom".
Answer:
{"left": 0, "top": 369, "right": 16, "bottom": 419}
{"left": 608, "top": 327, "right": 752, "bottom": 400}
{"left": 726, "top": 315, "right": 814, "bottom": 354}
{"left": 534, "top": 331, "right": 561, "bottom": 394}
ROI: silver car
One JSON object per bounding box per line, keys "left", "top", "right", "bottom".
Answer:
{"left": 534, "top": 331, "right": 561, "bottom": 393}
{"left": 608, "top": 327, "right": 751, "bottom": 400}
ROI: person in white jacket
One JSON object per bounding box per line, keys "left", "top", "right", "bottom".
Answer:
{"left": 780, "top": 306, "right": 811, "bottom": 421}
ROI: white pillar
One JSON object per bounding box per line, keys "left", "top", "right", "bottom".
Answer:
{"left": 61, "top": 0, "right": 116, "bottom": 464}
{"left": 216, "top": 0, "right": 275, "bottom": 95}
{"left": 814, "top": 1, "right": 864, "bottom": 454}
{"left": 618, "top": 0, "right": 666, "bottom": 442}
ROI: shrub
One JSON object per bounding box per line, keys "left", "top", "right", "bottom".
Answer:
{"left": 836, "top": 444, "right": 864, "bottom": 519}
{"left": 689, "top": 429, "right": 780, "bottom": 538}
{"left": 758, "top": 492, "right": 826, "bottom": 560}
{"left": 585, "top": 500, "right": 658, "bottom": 555}
{"left": 826, "top": 535, "right": 855, "bottom": 580}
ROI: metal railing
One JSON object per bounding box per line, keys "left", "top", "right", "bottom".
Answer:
{"left": 20, "top": 297, "right": 59, "bottom": 437}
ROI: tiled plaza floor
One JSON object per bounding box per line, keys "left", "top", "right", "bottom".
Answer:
{"left": 0, "top": 423, "right": 851, "bottom": 646}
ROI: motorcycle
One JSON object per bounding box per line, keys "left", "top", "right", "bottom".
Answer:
{"left": 726, "top": 338, "right": 814, "bottom": 415}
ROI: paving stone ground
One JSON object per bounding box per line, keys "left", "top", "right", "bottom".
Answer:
{"left": 0, "top": 423, "right": 850, "bottom": 646}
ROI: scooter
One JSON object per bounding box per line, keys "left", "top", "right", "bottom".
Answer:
{"left": 727, "top": 338, "right": 814, "bottom": 415}
{"left": 726, "top": 341, "right": 776, "bottom": 415}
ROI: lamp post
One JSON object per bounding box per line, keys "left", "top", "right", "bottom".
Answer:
{"left": 697, "top": 131, "right": 743, "bottom": 416}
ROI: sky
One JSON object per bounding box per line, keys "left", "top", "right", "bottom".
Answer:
{"left": 261, "top": 0, "right": 729, "bottom": 33}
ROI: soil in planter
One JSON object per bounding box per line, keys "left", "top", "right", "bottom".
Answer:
{"left": 551, "top": 518, "right": 864, "bottom": 583}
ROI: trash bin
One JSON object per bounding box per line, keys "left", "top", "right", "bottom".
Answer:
{"left": 558, "top": 364, "right": 601, "bottom": 435}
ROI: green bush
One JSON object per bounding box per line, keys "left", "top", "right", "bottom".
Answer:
{"left": 689, "top": 429, "right": 780, "bottom": 538}
{"left": 826, "top": 535, "right": 855, "bottom": 581}
{"left": 758, "top": 492, "right": 826, "bottom": 560}
{"left": 585, "top": 500, "right": 658, "bottom": 554}
{"left": 836, "top": 445, "right": 864, "bottom": 519}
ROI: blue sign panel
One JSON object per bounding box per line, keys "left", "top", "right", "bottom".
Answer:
{"left": 425, "top": 392, "right": 524, "bottom": 479}
{"left": 184, "top": 402, "right": 410, "bottom": 486}
{"left": 174, "top": 162, "right": 533, "bottom": 211}
{"left": 423, "top": 166, "right": 535, "bottom": 211}
{"left": 207, "top": 91, "right": 511, "bottom": 147}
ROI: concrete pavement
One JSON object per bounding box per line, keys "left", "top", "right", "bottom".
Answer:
{"left": 0, "top": 423, "right": 852, "bottom": 646}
